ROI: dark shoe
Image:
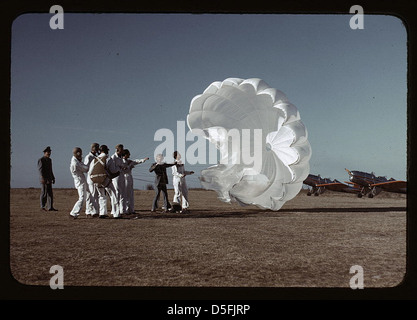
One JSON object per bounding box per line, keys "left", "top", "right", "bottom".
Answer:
{"left": 113, "top": 216, "right": 123, "bottom": 219}
{"left": 99, "top": 215, "right": 109, "bottom": 219}
{"left": 69, "top": 214, "right": 78, "bottom": 219}
{"left": 49, "top": 208, "right": 58, "bottom": 211}
{"left": 92, "top": 214, "right": 99, "bottom": 218}
{"left": 41, "top": 208, "right": 47, "bottom": 212}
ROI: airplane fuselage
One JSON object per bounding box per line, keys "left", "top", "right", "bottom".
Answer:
{"left": 349, "top": 170, "right": 385, "bottom": 186}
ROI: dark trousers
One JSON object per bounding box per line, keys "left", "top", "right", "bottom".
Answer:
{"left": 40, "top": 183, "right": 54, "bottom": 209}
{"left": 152, "top": 184, "right": 171, "bottom": 211}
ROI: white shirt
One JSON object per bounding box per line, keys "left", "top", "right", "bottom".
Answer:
{"left": 123, "top": 158, "right": 146, "bottom": 177}
{"left": 172, "top": 162, "right": 192, "bottom": 182}
{"left": 109, "top": 152, "right": 128, "bottom": 175}
{"left": 84, "top": 152, "right": 97, "bottom": 167}
{"left": 84, "top": 152, "right": 97, "bottom": 183}
{"left": 70, "top": 156, "right": 89, "bottom": 188}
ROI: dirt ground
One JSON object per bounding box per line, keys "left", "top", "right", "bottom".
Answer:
{"left": 8, "top": 187, "right": 407, "bottom": 296}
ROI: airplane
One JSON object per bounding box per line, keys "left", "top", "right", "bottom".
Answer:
{"left": 303, "top": 174, "right": 361, "bottom": 196}
{"left": 345, "top": 168, "right": 407, "bottom": 198}
{"left": 303, "top": 174, "right": 330, "bottom": 196}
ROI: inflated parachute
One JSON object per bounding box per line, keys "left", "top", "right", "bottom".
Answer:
{"left": 187, "top": 78, "right": 312, "bottom": 211}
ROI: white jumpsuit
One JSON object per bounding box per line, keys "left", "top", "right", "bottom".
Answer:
{"left": 70, "top": 156, "right": 89, "bottom": 217}
{"left": 110, "top": 152, "right": 128, "bottom": 215}
{"left": 84, "top": 152, "right": 99, "bottom": 216}
{"left": 172, "top": 163, "right": 192, "bottom": 209}
{"left": 123, "top": 158, "right": 146, "bottom": 214}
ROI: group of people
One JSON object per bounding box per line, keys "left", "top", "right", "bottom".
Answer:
{"left": 68, "top": 143, "right": 149, "bottom": 219}
{"left": 37, "top": 144, "right": 194, "bottom": 219}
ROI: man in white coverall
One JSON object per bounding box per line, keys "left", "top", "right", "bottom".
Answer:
{"left": 122, "top": 149, "right": 149, "bottom": 214}
{"left": 109, "top": 144, "right": 129, "bottom": 216}
{"left": 171, "top": 151, "right": 194, "bottom": 213}
{"left": 84, "top": 142, "right": 100, "bottom": 217}
{"left": 93, "top": 145, "right": 120, "bottom": 219}
{"left": 69, "top": 147, "right": 90, "bottom": 218}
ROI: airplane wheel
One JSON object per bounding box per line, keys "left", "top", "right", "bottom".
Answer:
{"left": 357, "top": 193, "right": 362, "bottom": 198}
{"left": 368, "top": 193, "right": 374, "bottom": 198}
{"left": 307, "top": 192, "right": 311, "bottom": 196}
{"left": 314, "top": 192, "right": 319, "bottom": 196}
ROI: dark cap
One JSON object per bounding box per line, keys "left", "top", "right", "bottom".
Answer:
{"left": 100, "top": 145, "right": 109, "bottom": 153}
{"left": 43, "top": 146, "right": 51, "bottom": 153}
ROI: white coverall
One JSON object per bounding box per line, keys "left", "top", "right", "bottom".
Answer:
{"left": 70, "top": 156, "right": 89, "bottom": 217}
{"left": 123, "top": 158, "right": 147, "bottom": 214}
{"left": 94, "top": 153, "right": 119, "bottom": 217}
{"left": 84, "top": 152, "right": 99, "bottom": 215}
{"left": 171, "top": 163, "right": 192, "bottom": 209}
{"left": 109, "top": 152, "right": 129, "bottom": 215}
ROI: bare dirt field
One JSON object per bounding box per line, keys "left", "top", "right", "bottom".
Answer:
{"left": 8, "top": 187, "right": 407, "bottom": 297}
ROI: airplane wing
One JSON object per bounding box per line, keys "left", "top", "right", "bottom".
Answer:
{"left": 317, "top": 181, "right": 360, "bottom": 192}
{"left": 316, "top": 182, "right": 345, "bottom": 187}
{"left": 345, "top": 181, "right": 360, "bottom": 187}
{"left": 371, "top": 180, "right": 407, "bottom": 191}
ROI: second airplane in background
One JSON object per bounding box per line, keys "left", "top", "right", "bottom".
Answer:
{"left": 345, "top": 168, "right": 407, "bottom": 198}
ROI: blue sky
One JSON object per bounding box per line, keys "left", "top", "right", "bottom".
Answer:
{"left": 10, "top": 13, "right": 407, "bottom": 189}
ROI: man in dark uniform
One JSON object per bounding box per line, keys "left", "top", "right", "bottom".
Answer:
{"left": 149, "top": 154, "right": 175, "bottom": 212}
{"left": 38, "top": 146, "right": 57, "bottom": 211}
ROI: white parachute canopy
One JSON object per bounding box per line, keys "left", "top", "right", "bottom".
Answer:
{"left": 187, "top": 78, "right": 312, "bottom": 211}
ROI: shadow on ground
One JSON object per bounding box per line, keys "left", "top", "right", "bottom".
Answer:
{"left": 78, "top": 206, "right": 406, "bottom": 220}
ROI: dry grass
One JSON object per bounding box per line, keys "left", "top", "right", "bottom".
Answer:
{"left": 9, "top": 188, "right": 406, "bottom": 290}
